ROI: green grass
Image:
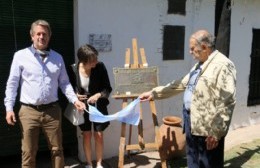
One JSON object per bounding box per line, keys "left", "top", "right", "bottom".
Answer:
{"left": 168, "top": 139, "right": 260, "bottom": 168}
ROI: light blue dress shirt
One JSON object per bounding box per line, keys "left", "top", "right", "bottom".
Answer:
{"left": 4, "top": 45, "right": 78, "bottom": 111}
{"left": 183, "top": 64, "right": 202, "bottom": 111}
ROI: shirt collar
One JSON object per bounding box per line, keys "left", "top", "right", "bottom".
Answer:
{"left": 30, "top": 45, "right": 37, "bottom": 56}
{"left": 208, "top": 50, "right": 218, "bottom": 59}
{"left": 30, "top": 44, "right": 50, "bottom": 56}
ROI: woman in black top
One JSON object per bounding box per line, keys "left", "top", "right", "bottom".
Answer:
{"left": 69, "top": 44, "right": 112, "bottom": 168}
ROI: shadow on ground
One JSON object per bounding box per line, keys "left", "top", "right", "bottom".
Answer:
{"left": 2, "top": 143, "right": 260, "bottom": 168}
{"left": 167, "top": 157, "right": 187, "bottom": 168}
{"left": 168, "top": 144, "right": 260, "bottom": 168}
{"left": 103, "top": 152, "right": 162, "bottom": 168}
{"left": 224, "top": 145, "right": 260, "bottom": 168}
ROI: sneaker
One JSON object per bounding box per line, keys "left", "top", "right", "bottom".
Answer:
{"left": 85, "top": 165, "right": 93, "bottom": 168}
{"left": 96, "top": 166, "right": 103, "bottom": 168}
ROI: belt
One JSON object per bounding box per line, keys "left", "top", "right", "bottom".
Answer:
{"left": 183, "top": 105, "right": 190, "bottom": 114}
{"left": 21, "top": 101, "right": 58, "bottom": 110}
{"left": 183, "top": 108, "right": 190, "bottom": 114}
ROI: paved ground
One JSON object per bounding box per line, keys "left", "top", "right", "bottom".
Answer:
{"left": 102, "top": 122, "right": 260, "bottom": 168}
{"left": 225, "top": 123, "right": 260, "bottom": 151}
{"left": 1, "top": 123, "right": 260, "bottom": 168}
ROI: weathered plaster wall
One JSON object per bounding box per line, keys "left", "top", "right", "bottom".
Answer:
{"left": 229, "top": 0, "right": 260, "bottom": 129}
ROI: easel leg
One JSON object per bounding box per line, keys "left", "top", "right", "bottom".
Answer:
{"left": 127, "top": 125, "right": 132, "bottom": 156}
{"left": 138, "top": 103, "right": 144, "bottom": 149}
{"left": 118, "top": 123, "right": 126, "bottom": 168}
{"left": 118, "top": 99, "right": 128, "bottom": 168}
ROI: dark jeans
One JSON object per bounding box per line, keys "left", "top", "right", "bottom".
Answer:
{"left": 183, "top": 108, "right": 224, "bottom": 168}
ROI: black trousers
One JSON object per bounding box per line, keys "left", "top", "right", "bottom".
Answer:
{"left": 183, "top": 108, "right": 224, "bottom": 168}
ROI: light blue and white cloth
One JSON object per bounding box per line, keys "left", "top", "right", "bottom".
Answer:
{"left": 85, "top": 98, "right": 140, "bottom": 126}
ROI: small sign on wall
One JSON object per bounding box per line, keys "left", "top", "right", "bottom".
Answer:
{"left": 89, "top": 34, "right": 112, "bottom": 52}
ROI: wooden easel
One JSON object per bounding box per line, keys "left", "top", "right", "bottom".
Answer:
{"left": 112, "top": 38, "right": 167, "bottom": 168}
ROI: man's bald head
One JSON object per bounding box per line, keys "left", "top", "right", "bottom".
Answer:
{"left": 191, "top": 30, "right": 215, "bottom": 49}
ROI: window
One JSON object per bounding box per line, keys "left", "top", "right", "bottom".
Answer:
{"left": 163, "top": 25, "right": 185, "bottom": 60}
{"left": 248, "top": 29, "right": 260, "bottom": 106}
{"left": 168, "top": 0, "right": 186, "bottom": 15}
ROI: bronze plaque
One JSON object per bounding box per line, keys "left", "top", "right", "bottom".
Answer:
{"left": 113, "top": 66, "right": 158, "bottom": 97}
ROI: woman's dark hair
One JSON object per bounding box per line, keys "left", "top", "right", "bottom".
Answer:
{"left": 77, "top": 44, "right": 98, "bottom": 63}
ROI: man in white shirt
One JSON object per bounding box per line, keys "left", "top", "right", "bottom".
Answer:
{"left": 4, "top": 19, "right": 85, "bottom": 168}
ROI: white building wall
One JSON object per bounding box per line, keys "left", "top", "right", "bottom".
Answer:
{"left": 229, "top": 0, "right": 260, "bottom": 129}
{"left": 73, "top": 0, "right": 260, "bottom": 160}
